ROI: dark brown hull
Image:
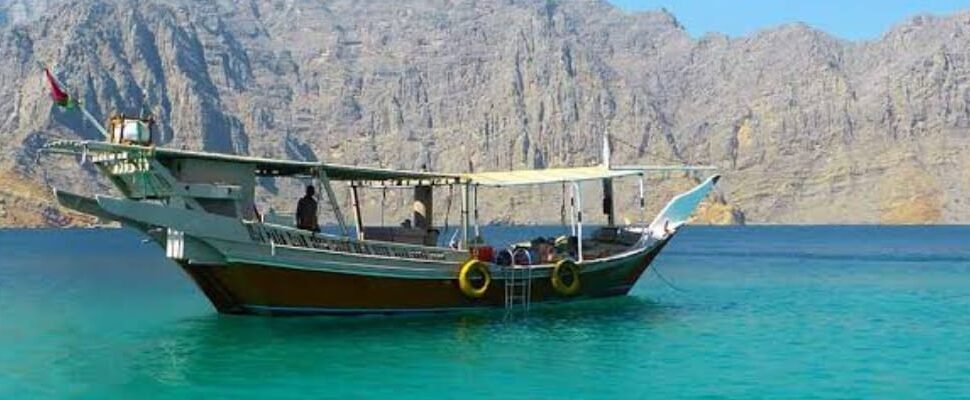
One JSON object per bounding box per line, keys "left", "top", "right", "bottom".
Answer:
{"left": 178, "top": 239, "right": 671, "bottom": 316}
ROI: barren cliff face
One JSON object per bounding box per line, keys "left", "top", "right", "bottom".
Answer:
{"left": 0, "top": 0, "right": 968, "bottom": 227}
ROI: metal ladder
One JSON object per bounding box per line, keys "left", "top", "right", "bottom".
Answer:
{"left": 503, "top": 248, "right": 533, "bottom": 311}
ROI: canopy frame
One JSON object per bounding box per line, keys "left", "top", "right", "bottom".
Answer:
{"left": 43, "top": 139, "right": 718, "bottom": 252}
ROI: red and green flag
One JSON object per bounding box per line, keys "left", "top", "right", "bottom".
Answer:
{"left": 44, "top": 68, "right": 77, "bottom": 109}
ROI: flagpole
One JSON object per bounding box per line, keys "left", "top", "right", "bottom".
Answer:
{"left": 79, "top": 106, "right": 109, "bottom": 139}
{"left": 45, "top": 67, "right": 109, "bottom": 140}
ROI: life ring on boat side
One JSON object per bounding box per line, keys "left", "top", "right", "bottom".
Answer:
{"left": 551, "top": 259, "right": 581, "bottom": 296}
{"left": 458, "top": 259, "right": 491, "bottom": 299}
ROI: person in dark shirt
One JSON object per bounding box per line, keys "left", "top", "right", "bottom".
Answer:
{"left": 296, "top": 185, "right": 320, "bottom": 232}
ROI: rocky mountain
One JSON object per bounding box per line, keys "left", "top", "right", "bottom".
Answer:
{"left": 0, "top": 0, "right": 52, "bottom": 27}
{"left": 1, "top": 0, "right": 969, "bottom": 227}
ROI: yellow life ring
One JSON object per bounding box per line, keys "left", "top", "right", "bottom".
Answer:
{"left": 551, "top": 259, "right": 581, "bottom": 296}
{"left": 458, "top": 259, "right": 491, "bottom": 299}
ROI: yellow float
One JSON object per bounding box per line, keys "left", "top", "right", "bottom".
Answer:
{"left": 551, "top": 259, "right": 581, "bottom": 296}
{"left": 458, "top": 259, "right": 491, "bottom": 298}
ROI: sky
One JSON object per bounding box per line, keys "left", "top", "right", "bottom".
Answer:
{"left": 608, "top": 0, "right": 970, "bottom": 40}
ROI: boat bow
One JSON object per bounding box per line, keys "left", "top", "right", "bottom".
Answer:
{"left": 641, "top": 174, "right": 721, "bottom": 241}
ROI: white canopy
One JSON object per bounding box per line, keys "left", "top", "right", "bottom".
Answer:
{"left": 463, "top": 166, "right": 642, "bottom": 187}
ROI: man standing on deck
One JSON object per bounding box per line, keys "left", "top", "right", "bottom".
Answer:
{"left": 296, "top": 185, "right": 320, "bottom": 232}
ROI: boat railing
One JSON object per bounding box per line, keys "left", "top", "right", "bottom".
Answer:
{"left": 246, "top": 220, "right": 468, "bottom": 263}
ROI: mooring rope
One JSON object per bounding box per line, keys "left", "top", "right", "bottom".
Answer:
{"left": 651, "top": 264, "right": 688, "bottom": 293}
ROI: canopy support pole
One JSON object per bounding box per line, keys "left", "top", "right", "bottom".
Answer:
{"left": 380, "top": 187, "right": 386, "bottom": 227}
{"left": 146, "top": 159, "right": 204, "bottom": 211}
{"left": 569, "top": 184, "right": 576, "bottom": 236}
{"left": 317, "top": 168, "right": 348, "bottom": 237}
{"left": 602, "top": 177, "right": 615, "bottom": 227}
{"left": 460, "top": 184, "right": 470, "bottom": 250}
{"left": 560, "top": 182, "right": 567, "bottom": 228}
{"left": 350, "top": 184, "right": 364, "bottom": 240}
{"left": 572, "top": 181, "right": 583, "bottom": 262}
{"left": 473, "top": 185, "right": 480, "bottom": 239}
{"left": 638, "top": 174, "right": 645, "bottom": 225}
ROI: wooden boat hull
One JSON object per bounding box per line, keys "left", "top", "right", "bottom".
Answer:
{"left": 178, "top": 239, "right": 671, "bottom": 316}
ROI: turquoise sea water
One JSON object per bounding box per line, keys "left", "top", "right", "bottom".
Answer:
{"left": 1, "top": 226, "right": 970, "bottom": 399}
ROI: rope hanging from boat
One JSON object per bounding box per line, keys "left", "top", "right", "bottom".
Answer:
{"left": 651, "top": 265, "right": 687, "bottom": 293}
{"left": 610, "top": 135, "right": 686, "bottom": 167}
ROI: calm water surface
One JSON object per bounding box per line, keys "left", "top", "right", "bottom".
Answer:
{"left": 1, "top": 226, "right": 969, "bottom": 399}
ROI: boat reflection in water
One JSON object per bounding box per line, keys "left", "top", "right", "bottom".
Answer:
{"left": 128, "top": 295, "right": 672, "bottom": 389}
